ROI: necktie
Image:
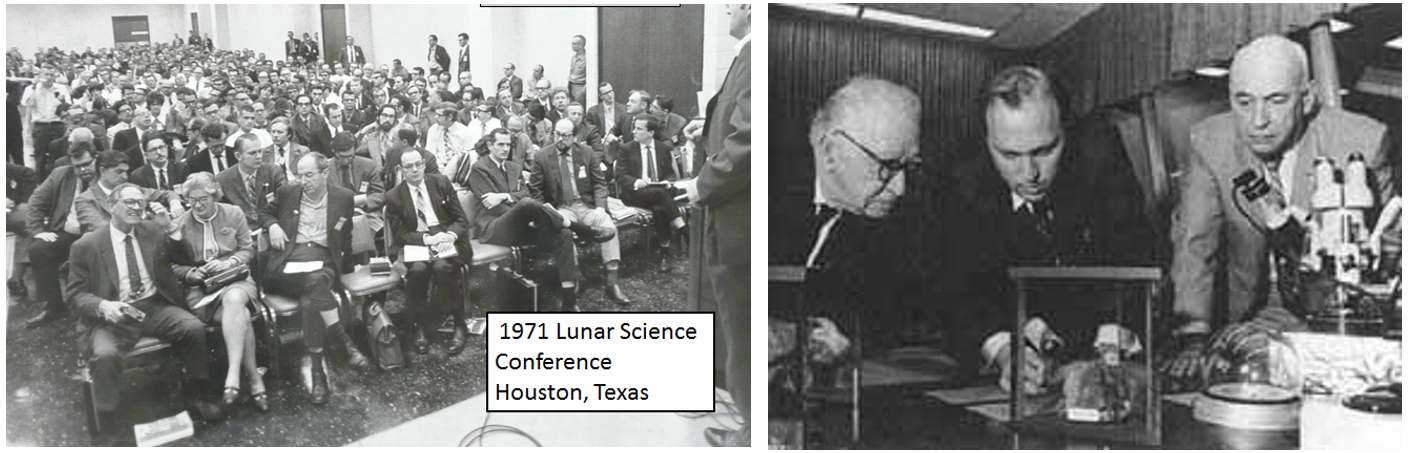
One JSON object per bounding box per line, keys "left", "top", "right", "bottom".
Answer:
{"left": 1014, "top": 200, "right": 1055, "bottom": 264}
{"left": 278, "top": 146, "right": 287, "bottom": 166}
{"left": 340, "top": 164, "right": 354, "bottom": 191}
{"left": 412, "top": 186, "right": 430, "bottom": 232}
{"left": 647, "top": 144, "right": 658, "bottom": 182}
{"left": 444, "top": 127, "right": 453, "bottom": 155}
{"left": 157, "top": 167, "right": 167, "bottom": 190}
{"left": 124, "top": 235, "right": 143, "bottom": 300}
{"left": 560, "top": 152, "right": 577, "bottom": 205}
{"left": 246, "top": 173, "right": 257, "bottom": 200}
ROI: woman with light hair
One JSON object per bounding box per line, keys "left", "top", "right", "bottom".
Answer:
{"left": 169, "top": 172, "right": 269, "bottom": 411}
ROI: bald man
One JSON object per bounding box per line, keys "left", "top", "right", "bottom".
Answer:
{"left": 933, "top": 65, "right": 1154, "bottom": 387}
{"left": 1165, "top": 35, "right": 1393, "bottom": 381}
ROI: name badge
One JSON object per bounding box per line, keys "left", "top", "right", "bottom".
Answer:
{"left": 334, "top": 217, "right": 347, "bottom": 230}
{"left": 266, "top": 192, "right": 276, "bottom": 203}
{"left": 359, "top": 181, "right": 369, "bottom": 193}
{"left": 578, "top": 166, "right": 587, "bottom": 179}
{"left": 598, "top": 162, "right": 607, "bottom": 172}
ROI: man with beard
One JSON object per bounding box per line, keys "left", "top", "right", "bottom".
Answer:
{"left": 357, "top": 104, "right": 405, "bottom": 168}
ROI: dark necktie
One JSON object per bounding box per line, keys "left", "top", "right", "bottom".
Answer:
{"left": 157, "top": 167, "right": 167, "bottom": 190}
{"left": 559, "top": 151, "right": 577, "bottom": 205}
{"left": 124, "top": 235, "right": 143, "bottom": 299}
{"left": 1014, "top": 200, "right": 1056, "bottom": 265}
{"left": 340, "top": 164, "right": 354, "bottom": 191}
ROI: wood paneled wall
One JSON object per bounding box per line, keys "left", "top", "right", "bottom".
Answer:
{"left": 768, "top": 10, "right": 1013, "bottom": 263}
{"left": 1035, "top": 3, "right": 1343, "bottom": 116}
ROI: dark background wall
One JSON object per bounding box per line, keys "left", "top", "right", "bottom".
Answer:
{"left": 769, "top": 8, "right": 1015, "bottom": 265}
{"left": 600, "top": 5, "right": 705, "bottom": 117}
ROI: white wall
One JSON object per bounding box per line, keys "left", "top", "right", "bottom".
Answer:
{"left": 6, "top": 4, "right": 186, "bottom": 53}
{"left": 224, "top": 4, "right": 319, "bottom": 62}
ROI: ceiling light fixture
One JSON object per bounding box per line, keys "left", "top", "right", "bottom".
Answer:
{"left": 787, "top": 3, "right": 861, "bottom": 18}
{"left": 1328, "top": 18, "right": 1352, "bottom": 33}
{"left": 1388, "top": 37, "right": 1401, "bottom": 50}
{"left": 1195, "top": 66, "right": 1229, "bottom": 78}
{"left": 860, "top": 7, "right": 996, "bottom": 38}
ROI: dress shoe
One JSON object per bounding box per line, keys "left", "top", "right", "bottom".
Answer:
{"left": 586, "top": 225, "right": 616, "bottom": 243}
{"left": 8, "top": 278, "right": 27, "bottom": 299}
{"left": 704, "top": 425, "right": 750, "bottom": 447}
{"left": 606, "top": 284, "right": 632, "bottom": 306}
{"left": 310, "top": 369, "right": 330, "bottom": 405}
{"left": 24, "top": 309, "right": 66, "bottom": 329}
{"left": 251, "top": 391, "right": 270, "bottom": 412}
{"left": 447, "top": 325, "right": 468, "bottom": 356}
{"left": 413, "top": 328, "right": 429, "bottom": 354}
{"left": 344, "top": 341, "right": 370, "bottom": 371}
{"left": 187, "top": 400, "right": 225, "bottom": 422}
{"left": 658, "top": 247, "right": 673, "bottom": 273}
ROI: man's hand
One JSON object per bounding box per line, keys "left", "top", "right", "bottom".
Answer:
{"left": 676, "top": 178, "right": 699, "bottom": 203}
{"left": 602, "top": 135, "right": 620, "bottom": 146}
{"left": 1161, "top": 333, "right": 1209, "bottom": 385}
{"left": 98, "top": 300, "right": 129, "bottom": 324}
{"left": 996, "top": 344, "right": 1051, "bottom": 395}
{"left": 268, "top": 224, "right": 288, "bottom": 250}
{"left": 633, "top": 179, "right": 646, "bottom": 190}
{"left": 35, "top": 232, "right": 58, "bottom": 242}
{"left": 481, "top": 193, "right": 510, "bottom": 209}
{"left": 593, "top": 207, "right": 607, "bottom": 218}
{"left": 683, "top": 119, "right": 704, "bottom": 139}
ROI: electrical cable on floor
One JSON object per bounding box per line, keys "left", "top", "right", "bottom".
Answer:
{"left": 459, "top": 413, "right": 544, "bottom": 447}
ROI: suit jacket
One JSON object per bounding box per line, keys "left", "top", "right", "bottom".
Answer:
{"left": 184, "top": 144, "right": 238, "bottom": 176}
{"left": 458, "top": 45, "right": 472, "bottom": 73}
{"left": 73, "top": 183, "right": 177, "bottom": 234}
{"left": 382, "top": 146, "right": 441, "bottom": 189}
{"left": 259, "top": 183, "right": 356, "bottom": 279}
{"left": 263, "top": 141, "right": 310, "bottom": 180}
{"left": 24, "top": 165, "right": 85, "bottom": 233}
{"left": 465, "top": 156, "right": 530, "bottom": 239}
{"left": 292, "top": 113, "right": 334, "bottom": 156}
{"left": 587, "top": 102, "right": 628, "bottom": 138}
{"left": 693, "top": 40, "right": 750, "bottom": 266}
{"left": 615, "top": 138, "right": 676, "bottom": 196}
{"left": 338, "top": 45, "right": 366, "bottom": 66}
{"left": 497, "top": 75, "right": 524, "bottom": 101}
{"left": 494, "top": 101, "right": 525, "bottom": 123}
{"left": 169, "top": 202, "right": 254, "bottom": 276}
{"left": 130, "top": 160, "right": 188, "bottom": 191}
{"left": 302, "top": 40, "right": 320, "bottom": 62}
{"left": 384, "top": 173, "right": 470, "bottom": 259}
{"left": 65, "top": 220, "right": 186, "bottom": 353}
{"left": 530, "top": 142, "right": 608, "bottom": 210}
{"left": 8, "top": 163, "right": 38, "bottom": 204}
{"left": 216, "top": 164, "right": 286, "bottom": 231}
{"left": 111, "top": 128, "right": 141, "bottom": 157}
{"left": 430, "top": 45, "right": 451, "bottom": 73}
{"left": 662, "top": 112, "right": 689, "bottom": 146}
{"left": 1172, "top": 108, "right": 1393, "bottom": 327}
{"left": 286, "top": 38, "right": 302, "bottom": 59}
{"left": 329, "top": 155, "right": 385, "bottom": 211}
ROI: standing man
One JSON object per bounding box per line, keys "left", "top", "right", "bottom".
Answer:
{"left": 384, "top": 149, "right": 471, "bottom": 355}
{"left": 529, "top": 118, "right": 632, "bottom": 306}
{"left": 285, "top": 31, "right": 302, "bottom": 63}
{"left": 23, "top": 69, "right": 72, "bottom": 179}
{"left": 682, "top": 4, "right": 750, "bottom": 447}
{"left": 428, "top": 35, "right": 451, "bottom": 76}
{"left": 456, "top": 33, "right": 471, "bottom": 76}
{"left": 1164, "top": 35, "right": 1394, "bottom": 382}
{"left": 498, "top": 63, "right": 524, "bottom": 102}
{"left": 341, "top": 36, "right": 366, "bottom": 67}
{"left": 567, "top": 35, "right": 588, "bottom": 106}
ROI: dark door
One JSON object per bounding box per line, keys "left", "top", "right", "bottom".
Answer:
{"left": 321, "top": 4, "right": 347, "bottom": 66}
{"left": 112, "top": 16, "right": 150, "bottom": 47}
{"left": 191, "top": 12, "right": 199, "bottom": 38}
{"left": 599, "top": 6, "right": 705, "bottom": 117}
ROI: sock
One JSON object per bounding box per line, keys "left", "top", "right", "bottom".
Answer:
{"left": 561, "top": 285, "right": 577, "bottom": 311}
{"left": 606, "top": 266, "right": 620, "bottom": 287}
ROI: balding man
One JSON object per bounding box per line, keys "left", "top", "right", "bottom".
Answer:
{"left": 1165, "top": 35, "right": 1393, "bottom": 381}
{"left": 935, "top": 65, "right": 1153, "bottom": 391}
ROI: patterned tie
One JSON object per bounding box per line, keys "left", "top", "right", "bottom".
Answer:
{"left": 560, "top": 151, "right": 577, "bottom": 205}
{"left": 124, "top": 235, "right": 143, "bottom": 300}
{"left": 412, "top": 186, "right": 431, "bottom": 232}
{"left": 157, "top": 167, "right": 167, "bottom": 190}
{"left": 246, "top": 173, "right": 258, "bottom": 200}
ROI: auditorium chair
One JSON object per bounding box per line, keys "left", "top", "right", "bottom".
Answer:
{"left": 457, "top": 190, "right": 536, "bottom": 311}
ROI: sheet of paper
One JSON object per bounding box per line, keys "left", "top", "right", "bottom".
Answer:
{"left": 133, "top": 410, "right": 194, "bottom": 447}
{"left": 433, "top": 243, "right": 458, "bottom": 258}
{"left": 404, "top": 245, "right": 430, "bottom": 262}
{"left": 283, "top": 261, "right": 324, "bottom": 274}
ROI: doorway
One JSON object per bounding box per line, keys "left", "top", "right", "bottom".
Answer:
{"left": 321, "top": 5, "right": 347, "bottom": 66}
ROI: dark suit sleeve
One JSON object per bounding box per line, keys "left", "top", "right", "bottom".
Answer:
{"left": 384, "top": 189, "right": 412, "bottom": 250}
{"left": 589, "top": 148, "right": 608, "bottom": 208}
{"left": 1170, "top": 145, "right": 1224, "bottom": 326}
{"left": 25, "top": 169, "right": 62, "bottom": 233}
{"left": 466, "top": 162, "right": 497, "bottom": 200}
{"left": 528, "top": 152, "right": 547, "bottom": 203}
{"left": 615, "top": 143, "right": 640, "bottom": 190}
{"left": 362, "top": 164, "right": 385, "bottom": 211}
{"left": 696, "top": 76, "right": 750, "bottom": 207}
{"left": 438, "top": 177, "right": 470, "bottom": 242}
{"left": 65, "top": 239, "right": 105, "bottom": 321}
{"left": 260, "top": 186, "right": 282, "bottom": 231}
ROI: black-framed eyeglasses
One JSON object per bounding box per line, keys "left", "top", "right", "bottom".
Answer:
{"left": 831, "top": 129, "right": 921, "bottom": 182}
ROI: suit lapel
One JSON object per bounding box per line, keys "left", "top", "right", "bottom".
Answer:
{"left": 1290, "top": 126, "right": 1318, "bottom": 211}
{"left": 98, "top": 228, "right": 121, "bottom": 292}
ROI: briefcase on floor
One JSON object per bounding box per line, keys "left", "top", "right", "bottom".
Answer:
{"left": 365, "top": 301, "right": 404, "bottom": 370}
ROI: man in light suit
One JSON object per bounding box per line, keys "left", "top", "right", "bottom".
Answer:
{"left": 530, "top": 118, "right": 632, "bottom": 306}
{"left": 682, "top": 4, "right": 750, "bottom": 446}
{"left": 615, "top": 116, "right": 684, "bottom": 272}
{"left": 468, "top": 128, "right": 613, "bottom": 312}
{"left": 339, "top": 35, "right": 366, "bottom": 67}
{"left": 1165, "top": 35, "right": 1395, "bottom": 381}
{"left": 497, "top": 63, "right": 524, "bottom": 102}
{"left": 66, "top": 182, "right": 224, "bottom": 426}
{"left": 217, "top": 134, "right": 286, "bottom": 232}
{"left": 260, "top": 152, "right": 368, "bottom": 404}
{"left": 385, "top": 149, "right": 471, "bottom": 355}
{"left": 266, "top": 117, "right": 310, "bottom": 181}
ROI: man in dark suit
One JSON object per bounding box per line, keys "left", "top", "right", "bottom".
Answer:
{"left": 456, "top": 33, "right": 472, "bottom": 74}
{"left": 65, "top": 182, "right": 223, "bottom": 423}
{"left": 7, "top": 162, "right": 38, "bottom": 299}
{"left": 341, "top": 92, "right": 373, "bottom": 132}
{"left": 615, "top": 116, "right": 684, "bottom": 272}
{"left": 687, "top": 5, "right": 751, "bottom": 446}
{"left": 184, "top": 122, "right": 238, "bottom": 176}
{"left": 22, "top": 147, "right": 97, "bottom": 327}
{"left": 586, "top": 83, "right": 626, "bottom": 142}
{"left": 467, "top": 128, "right": 613, "bottom": 312}
{"left": 327, "top": 132, "right": 385, "bottom": 234}
{"left": 339, "top": 35, "right": 366, "bottom": 67}
{"left": 292, "top": 94, "right": 334, "bottom": 156}
{"left": 382, "top": 127, "right": 440, "bottom": 189}
{"left": 260, "top": 152, "right": 368, "bottom": 404}
{"left": 649, "top": 95, "right": 690, "bottom": 147}
{"left": 302, "top": 33, "right": 320, "bottom": 65}
{"left": 530, "top": 118, "right": 631, "bottom": 305}
{"left": 217, "top": 133, "right": 286, "bottom": 231}
{"left": 427, "top": 35, "right": 451, "bottom": 75}
{"left": 129, "top": 135, "right": 187, "bottom": 191}
{"left": 497, "top": 63, "right": 524, "bottom": 102}
{"left": 385, "top": 149, "right": 471, "bottom": 355}
{"left": 932, "top": 66, "right": 1155, "bottom": 393}
{"left": 492, "top": 88, "right": 524, "bottom": 123}
{"left": 111, "top": 108, "right": 157, "bottom": 163}
{"left": 285, "top": 31, "right": 302, "bottom": 62}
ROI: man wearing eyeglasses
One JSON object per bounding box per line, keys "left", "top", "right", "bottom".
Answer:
{"left": 74, "top": 150, "right": 184, "bottom": 235}
{"left": 932, "top": 65, "right": 1154, "bottom": 392}
{"left": 291, "top": 93, "right": 333, "bottom": 156}
{"left": 22, "top": 145, "right": 99, "bottom": 328}
{"left": 385, "top": 146, "right": 472, "bottom": 355}
{"left": 529, "top": 118, "right": 632, "bottom": 306}
{"left": 426, "top": 102, "right": 478, "bottom": 177}
{"left": 130, "top": 135, "right": 188, "bottom": 192}
{"left": 216, "top": 134, "right": 286, "bottom": 232}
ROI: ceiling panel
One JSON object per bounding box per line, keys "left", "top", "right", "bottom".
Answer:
{"left": 852, "top": 3, "right": 1103, "bottom": 49}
